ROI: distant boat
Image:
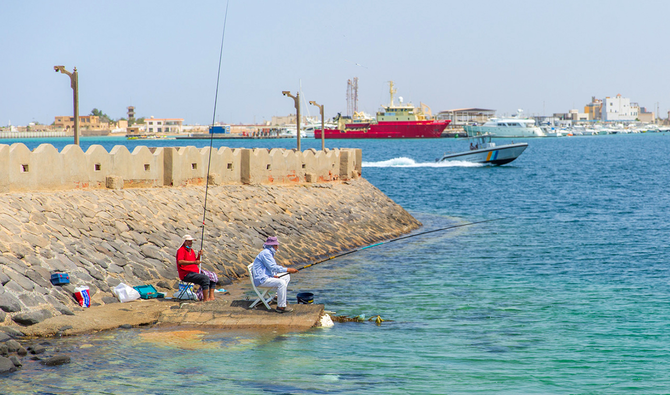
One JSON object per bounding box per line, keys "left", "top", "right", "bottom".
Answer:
{"left": 464, "top": 110, "right": 546, "bottom": 138}
{"left": 315, "top": 81, "right": 450, "bottom": 139}
{"left": 436, "top": 133, "right": 527, "bottom": 165}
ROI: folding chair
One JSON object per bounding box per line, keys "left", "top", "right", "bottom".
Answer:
{"left": 248, "top": 263, "right": 274, "bottom": 310}
{"left": 175, "top": 280, "right": 195, "bottom": 300}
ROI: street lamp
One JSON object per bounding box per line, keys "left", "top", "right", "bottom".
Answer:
{"left": 282, "top": 90, "right": 301, "bottom": 151}
{"left": 54, "top": 65, "right": 79, "bottom": 146}
{"left": 309, "top": 100, "right": 325, "bottom": 151}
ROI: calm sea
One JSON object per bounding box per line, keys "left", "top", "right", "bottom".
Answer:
{"left": 3, "top": 134, "right": 670, "bottom": 394}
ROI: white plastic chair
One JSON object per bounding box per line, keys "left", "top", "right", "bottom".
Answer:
{"left": 248, "top": 263, "right": 274, "bottom": 310}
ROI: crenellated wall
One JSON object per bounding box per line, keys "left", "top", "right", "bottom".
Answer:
{"left": 0, "top": 144, "right": 362, "bottom": 193}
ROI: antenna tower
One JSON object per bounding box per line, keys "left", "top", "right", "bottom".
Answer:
{"left": 346, "top": 77, "right": 359, "bottom": 116}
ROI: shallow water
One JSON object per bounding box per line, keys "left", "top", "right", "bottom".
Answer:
{"left": 3, "top": 134, "right": 670, "bottom": 393}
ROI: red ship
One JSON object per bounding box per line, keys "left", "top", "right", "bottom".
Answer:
{"left": 315, "top": 81, "right": 450, "bottom": 139}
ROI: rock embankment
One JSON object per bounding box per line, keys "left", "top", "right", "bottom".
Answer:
{"left": 0, "top": 178, "right": 420, "bottom": 327}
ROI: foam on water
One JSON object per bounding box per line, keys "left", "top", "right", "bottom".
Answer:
{"left": 363, "top": 157, "right": 483, "bottom": 168}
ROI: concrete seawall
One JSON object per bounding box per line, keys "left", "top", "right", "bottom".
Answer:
{"left": 0, "top": 178, "right": 421, "bottom": 327}
{"left": 0, "top": 143, "right": 361, "bottom": 192}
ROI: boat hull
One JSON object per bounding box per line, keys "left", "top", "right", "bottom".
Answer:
{"left": 438, "top": 143, "right": 528, "bottom": 165}
{"left": 464, "top": 125, "right": 546, "bottom": 138}
{"left": 315, "top": 120, "right": 450, "bottom": 139}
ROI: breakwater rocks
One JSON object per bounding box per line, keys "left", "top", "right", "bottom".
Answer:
{"left": 0, "top": 178, "right": 421, "bottom": 329}
{"left": 0, "top": 328, "right": 70, "bottom": 373}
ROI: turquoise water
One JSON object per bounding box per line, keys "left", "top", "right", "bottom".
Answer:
{"left": 3, "top": 134, "right": 670, "bottom": 393}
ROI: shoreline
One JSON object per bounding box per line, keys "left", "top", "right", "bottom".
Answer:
{"left": 0, "top": 178, "right": 421, "bottom": 337}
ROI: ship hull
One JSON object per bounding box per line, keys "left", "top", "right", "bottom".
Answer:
{"left": 315, "top": 120, "right": 450, "bottom": 139}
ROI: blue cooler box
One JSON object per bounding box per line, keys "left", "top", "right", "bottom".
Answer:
{"left": 50, "top": 273, "right": 70, "bottom": 285}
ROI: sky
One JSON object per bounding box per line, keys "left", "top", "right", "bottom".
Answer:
{"left": 2, "top": 0, "right": 669, "bottom": 126}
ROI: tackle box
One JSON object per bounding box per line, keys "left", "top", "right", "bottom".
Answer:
{"left": 133, "top": 285, "right": 160, "bottom": 299}
{"left": 50, "top": 273, "right": 70, "bottom": 285}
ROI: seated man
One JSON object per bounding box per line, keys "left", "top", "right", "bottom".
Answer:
{"left": 251, "top": 236, "right": 298, "bottom": 313}
{"left": 176, "top": 234, "right": 216, "bottom": 302}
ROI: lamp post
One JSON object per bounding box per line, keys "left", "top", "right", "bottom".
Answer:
{"left": 54, "top": 65, "right": 79, "bottom": 146}
{"left": 282, "top": 90, "right": 301, "bottom": 151}
{"left": 309, "top": 100, "right": 325, "bottom": 151}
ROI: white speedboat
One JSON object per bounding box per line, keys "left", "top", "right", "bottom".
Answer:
{"left": 464, "top": 110, "right": 546, "bottom": 138}
{"left": 437, "top": 134, "right": 528, "bottom": 166}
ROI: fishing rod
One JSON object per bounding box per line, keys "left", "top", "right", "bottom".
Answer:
{"left": 199, "top": 1, "right": 230, "bottom": 263}
{"left": 278, "top": 217, "right": 508, "bottom": 277}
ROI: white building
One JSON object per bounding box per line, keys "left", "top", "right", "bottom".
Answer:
{"left": 603, "top": 94, "right": 638, "bottom": 121}
{"left": 145, "top": 117, "right": 184, "bottom": 134}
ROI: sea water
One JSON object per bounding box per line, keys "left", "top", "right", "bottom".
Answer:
{"left": 3, "top": 134, "right": 670, "bottom": 394}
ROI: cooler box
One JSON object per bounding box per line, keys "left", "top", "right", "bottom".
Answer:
{"left": 50, "top": 273, "right": 70, "bottom": 285}
{"left": 133, "top": 285, "right": 159, "bottom": 299}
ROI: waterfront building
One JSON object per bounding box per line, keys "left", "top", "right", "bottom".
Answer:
{"left": 436, "top": 108, "right": 496, "bottom": 128}
{"left": 603, "top": 94, "right": 638, "bottom": 121}
{"left": 584, "top": 96, "right": 602, "bottom": 120}
{"left": 54, "top": 115, "right": 109, "bottom": 130}
{"left": 638, "top": 107, "right": 655, "bottom": 123}
{"left": 145, "top": 117, "right": 184, "bottom": 134}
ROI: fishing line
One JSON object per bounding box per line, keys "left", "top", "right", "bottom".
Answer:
{"left": 199, "top": 1, "right": 230, "bottom": 262}
{"left": 278, "top": 217, "right": 508, "bottom": 277}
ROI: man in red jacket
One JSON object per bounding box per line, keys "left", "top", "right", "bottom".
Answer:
{"left": 176, "top": 234, "right": 216, "bottom": 302}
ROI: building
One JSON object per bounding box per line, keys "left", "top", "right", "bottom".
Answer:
{"left": 270, "top": 114, "right": 310, "bottom": 126}
{"left": 435, "top": 108, "right": 496, "bottom": 127}
{"left": 145, "top": 117, "right": 184, "bottom": 134}
{"left": 603, "top": 94, "right": 638, "bottom": 121}
{"left": 54, "top": 115, "right": 109, "bottom": 130}
{"left": 638, "top": 107, "right": 655, "bottom": 123}
{"left": 584, "top": 97, "right": 602, "bottom": 120}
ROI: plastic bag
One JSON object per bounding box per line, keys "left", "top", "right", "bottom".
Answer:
{"left": 113, "top": 283, "right": 141, "bottom": 303}
{"left": 73, "top": 286, "right": 91, "bottom": 308}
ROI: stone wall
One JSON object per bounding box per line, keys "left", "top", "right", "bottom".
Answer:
{"left": 0, "top": 179, "right": 421, "bottom": 326}
{"left": 0, "top": 144, "right": 362, "bottom": 193}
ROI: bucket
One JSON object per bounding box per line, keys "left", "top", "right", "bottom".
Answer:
{"left": 296, "top": 292, "right": 314, "bottom": 304}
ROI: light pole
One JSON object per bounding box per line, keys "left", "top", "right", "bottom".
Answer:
{"left": 282, "top": 90, "right": 301, "bottom": 151}
{"left": 54, "top": 65, "right": 79, "bottom": 146}
{"left": 309, "top": 100, "right": 325, "bottom": 151}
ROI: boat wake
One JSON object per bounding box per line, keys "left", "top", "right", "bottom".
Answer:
{"left": 362, "top": 157, "right": 483, "bottom": 168}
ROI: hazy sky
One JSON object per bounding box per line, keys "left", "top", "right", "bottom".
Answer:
{"left": 2, "top": 0, "right": 669, "bottom": 126}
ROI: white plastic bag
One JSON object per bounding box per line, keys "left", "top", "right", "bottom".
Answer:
{"left": 113, "top": 283, "right": 141, "bottom": 303}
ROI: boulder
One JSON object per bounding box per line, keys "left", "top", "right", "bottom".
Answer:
{"left": 0, "top": 332, "right": 10, "bottom": 343}
{"left": 5, "top": 339, "right": 20, "bottom": 352}
{"left": 9, "top": 355, "right": 21, "bottom": 367}
{"left": 42, "top": 355, "right": 71, "bottom": 366}
{"left": 0, "top": 327, "right": 25, "bottom": 338}
{"left": 0, "top": 293, "right": 22, "bottom": 312}
{"left": 4, "top": 269, "right": 34, "bottom": 291}
{"left": 102, "top": 296, "right": 119, "bottom": 304}
{"left": 29, "top": 345, "right": 46, "bottom": 354}
{"left": 54, "top": 305, "right": 75, "bottom": 316}
{"left": 24, "top": 268, "right": 52, "bottom": 287}
{"left": 12, "top": 309, "right": 53, "bottom": 326}
{"left": 0, "top": 356, "right": 16, "bottom": 373}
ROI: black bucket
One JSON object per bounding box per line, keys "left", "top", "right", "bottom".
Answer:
{"left": 296, "top": 292, "right": 314, "bottom": 304}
